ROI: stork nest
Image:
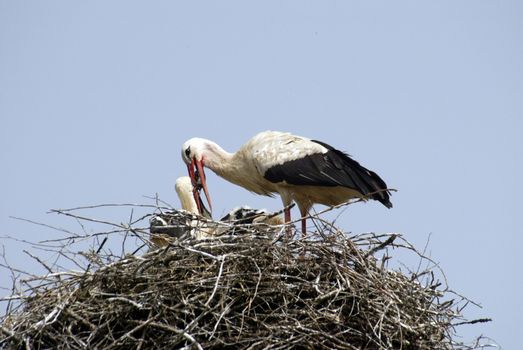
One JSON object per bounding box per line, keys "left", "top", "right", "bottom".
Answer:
{"left": 1, "top": 207, "right": 491, "bottom": 349}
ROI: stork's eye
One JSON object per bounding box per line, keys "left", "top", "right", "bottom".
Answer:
{"left": 184, "top": 147, "right": 191, "bottom": 158}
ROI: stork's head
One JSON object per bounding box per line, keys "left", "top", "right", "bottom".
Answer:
{"left": 181, "top": 138, "right": 212, "bottom": 214}
{"left": 175, "top": 176, "right": 212, "bottom": 219}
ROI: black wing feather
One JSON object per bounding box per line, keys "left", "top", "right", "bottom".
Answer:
{"left": 263, "top": 140, "right": 392, "bottom": 208}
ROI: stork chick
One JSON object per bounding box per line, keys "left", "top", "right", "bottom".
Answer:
{"left": 150, "top": 176, "right": 284, "bottom": 244}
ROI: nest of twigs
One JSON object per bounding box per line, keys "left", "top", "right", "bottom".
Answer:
{"left": 1, "top": 206, "right": 490, "bottom": 349}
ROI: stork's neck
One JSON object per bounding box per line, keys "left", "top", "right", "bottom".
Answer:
{"left": 203, "top": 142, "right": 245, "bottom": 185}
{"left": 202, "top": 142, "right": 234, "bottom": 175}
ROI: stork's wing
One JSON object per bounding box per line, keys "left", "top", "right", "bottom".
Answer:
{"left": 248, "top": 131, "right": 326, "bottom": 175}
{"left": 262, "top": 139, "right": 392, "bottom": 208}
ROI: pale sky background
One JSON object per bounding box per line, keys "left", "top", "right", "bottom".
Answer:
{"left": 1, "top": 1, "right": 521, "bottom": 348}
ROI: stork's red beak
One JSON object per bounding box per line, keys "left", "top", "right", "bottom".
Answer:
{"left": 187, "top": 158, "right": 212, "bottom": 215}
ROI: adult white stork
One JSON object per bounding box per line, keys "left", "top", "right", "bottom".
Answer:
{"left": 181, "top": 130, "right": 392, "bottom": 237}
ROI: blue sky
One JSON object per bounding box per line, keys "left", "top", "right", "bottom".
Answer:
{"left": 1, "top": 1, "right": 521, "bottom": 348}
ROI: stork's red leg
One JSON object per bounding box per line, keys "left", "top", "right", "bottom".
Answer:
{"left": 298, "top": 206, "right": 309, "bottom": 239}
{"left": 284, "top": 207, "right": 293, "bottom": 238}
{"left": 301, "top": 217, "right": 307, "bottom": 239}
{"left": 284, "top": 207, "right": 291, "bottom": 223}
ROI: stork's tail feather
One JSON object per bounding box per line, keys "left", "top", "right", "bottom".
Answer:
{"left": 347, "top": 163, "right": 392, "bottom": 208}
{"left": 312, "top": 140, "right": 393, "bottom": 209}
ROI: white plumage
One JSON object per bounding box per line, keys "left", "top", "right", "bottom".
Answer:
{"left": 175, "top": 177, "right": 200, "bottom": 216}
{"left": 182, "top": 130, "right": 392, "bottom": 237}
